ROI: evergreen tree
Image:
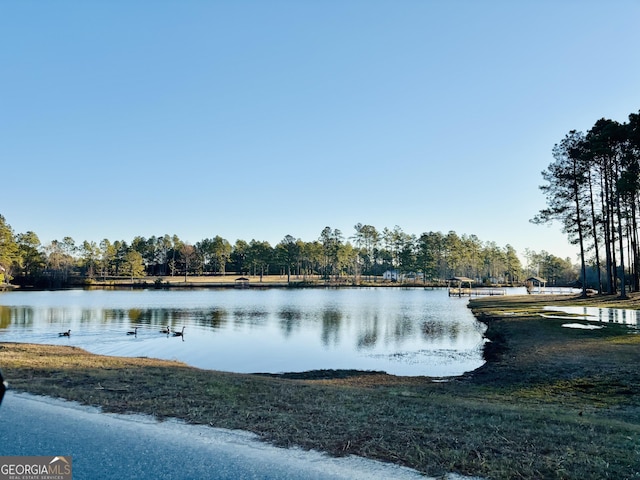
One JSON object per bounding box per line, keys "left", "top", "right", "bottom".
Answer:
{"left": 533, "top": 130, "right": 590, "bottom": 296}
{"left": 0, "top": 215, "right": 19, "bottom": 284}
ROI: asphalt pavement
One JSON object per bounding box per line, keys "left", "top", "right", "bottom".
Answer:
{"left": 0, "top": 391, "right": 433, "bottom": 480}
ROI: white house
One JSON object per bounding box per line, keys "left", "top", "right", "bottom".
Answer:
{"left": 383, "top": 270, "right": 399, "bottom": 281}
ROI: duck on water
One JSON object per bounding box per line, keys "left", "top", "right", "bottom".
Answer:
{"left": 173, "top": 327, "right": 185, "bottom": 337}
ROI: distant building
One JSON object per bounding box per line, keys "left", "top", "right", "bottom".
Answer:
{"left": 525, "top": 276, "right": 546, "bottom": 293}
{"left": 383, "top": 270, "right": 424, "bottom": 282}
{"left": 383, "top": 270, "right": 399, "bottom": 281}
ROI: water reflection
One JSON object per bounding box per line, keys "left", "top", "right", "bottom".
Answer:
{"left": 321, "top": 309, "right": 341, "bottom": 347}
{"left": 279, "top": 308, "right": 302, "bottom": 337}
{"left": 357, "top": 315, "right": 378, "bottom": 349}
{"left": 543, "top": 305, "right": 640, "bottom": 328}
{"left": 0, "top": 288, "right": 487, "bottom": 377}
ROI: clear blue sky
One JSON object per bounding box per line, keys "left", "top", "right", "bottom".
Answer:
{"left": 3, "top": 1, "right": 640, "bottom": 262}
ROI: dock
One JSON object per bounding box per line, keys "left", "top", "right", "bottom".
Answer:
{"left": 526, "top": 287, "right": 580, "bottom": 295}
{"left": 448, "top": 288, "right": 506, "bottom": 297}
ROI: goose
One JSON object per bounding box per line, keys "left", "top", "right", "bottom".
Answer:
{"left": 160, "top": 326, "right": 171, "bottom": 334}
{"left": 173, "top": 326, "right": 185, "bottom": 337}
{"left": 127, "top": 327, "right": 138, "bottom": 336}
{"left": 59, "top": 329, "right": 71, "bottom": 337}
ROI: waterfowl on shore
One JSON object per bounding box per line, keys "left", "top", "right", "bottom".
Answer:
{"left": 173, "top": 326, "right": 185, "bottom": 337}
{"left": 160, "top": 326, "right": 171, "bottom": 334}
{"left": 127, "top": 327, "right": 138, "bottom": 336}
{"left": 59, "top": 329, "right": 71, "bottom": 337}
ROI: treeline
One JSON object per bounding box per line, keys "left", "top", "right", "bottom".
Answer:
{"left": 0, "top": 215, "right": 576, "bottom": 288}
{"left": 534, "top": 110, "right": 640, "bottom": 296}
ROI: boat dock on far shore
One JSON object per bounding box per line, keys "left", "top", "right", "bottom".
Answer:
{"left": 448, "top": 287, "right": 507, "bottom": 297}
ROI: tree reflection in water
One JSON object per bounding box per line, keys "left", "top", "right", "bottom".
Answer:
{"left": 0, "top": 288, "right": 488, "bottom": 376}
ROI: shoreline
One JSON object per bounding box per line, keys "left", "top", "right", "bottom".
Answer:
{"left": 1, "top": 293, "right": 639, "bottom": 479}
{"left": 7, "top": 274, "right": 519, "bottom": 291}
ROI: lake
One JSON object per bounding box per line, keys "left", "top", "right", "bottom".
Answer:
{"left": 0, "top": 287, "right": 488, "bottom": 377}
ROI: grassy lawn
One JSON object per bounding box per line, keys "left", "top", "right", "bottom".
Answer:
{"left": 1, "top": 293, "right": 639, "bottom": 479}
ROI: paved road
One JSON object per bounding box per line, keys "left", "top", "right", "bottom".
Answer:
{"left": 0, "top": 391, "right": 430, "bottom": 480}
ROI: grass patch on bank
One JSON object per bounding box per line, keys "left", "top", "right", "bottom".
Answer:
{"left": 2, "top": 293, "right": 640, "bottom": 479}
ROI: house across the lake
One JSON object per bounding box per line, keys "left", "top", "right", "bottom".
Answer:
{"left": 382, "top": 270, "right": 424, "bottom": 282}
{"left": 383, "top": 270, "right": 399, "bottom": 281}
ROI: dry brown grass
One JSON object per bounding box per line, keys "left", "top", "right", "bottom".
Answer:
{"left": 2, "top": 293, "right": 640, "bottom": 479}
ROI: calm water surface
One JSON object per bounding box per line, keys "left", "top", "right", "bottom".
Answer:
{"left": 543, "top": 305, "right": 640, "bottom": 328}
{"left": 0, "top": 288, "right": 487, "bottom": 377}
